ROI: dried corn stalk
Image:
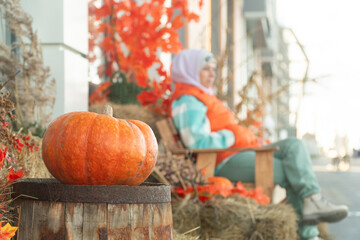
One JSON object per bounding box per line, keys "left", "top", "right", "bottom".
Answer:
{"left": 0, "top": 0, "right": 55, "bottom": 129}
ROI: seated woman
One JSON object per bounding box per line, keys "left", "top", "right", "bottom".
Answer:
{"left": 169, "top": 49, "right": 348, "bottom": 240}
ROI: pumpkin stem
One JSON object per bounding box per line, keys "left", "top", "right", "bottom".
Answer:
{"left": 102, "top": 105, "right": 113, "bottom": 117}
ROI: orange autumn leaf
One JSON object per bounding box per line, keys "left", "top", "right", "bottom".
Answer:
{"left": 150, "top": 6, "right": 164, "bottom": 24}
{"left": 171, "top": 15, "right": 184, "bottom": 29}
{"left": 199, "top": 0, "right": 204, "bottom": 8}
{"left": 231, "top": 181, "right": 247, "bottom": 195}
{"left": 200, "top": 168, "right": 208, "bottom": 175}
{"left": 172, "top": 180, "right": 270, "bottom": 205}
{"left": 172, "top": 0, "right": 186, "bottom": 9}
{"left": 166, "top": 7, "right": 174, "bottom": 19}
{"left": 0, "top": 223, "right": 18, "bottom": 240}
{"left": 89, "top": 0, "right": 202, "bottom": 116}
{"left": 115, "top": 0, "right": 131, "bottom": 10}
{"left": 187, "top": 12, "right": 200, "bottom": 22}
{"left": 89, "top": 81, "right": 113, "bottom": 105}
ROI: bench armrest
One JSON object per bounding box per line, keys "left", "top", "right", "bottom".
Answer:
{"left": 170, "top": 146, "right": 279, "bottom": 154}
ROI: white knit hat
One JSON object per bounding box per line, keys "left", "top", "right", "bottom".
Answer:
{"left": 199, "top": 51, "right": 217, "bottom": 71}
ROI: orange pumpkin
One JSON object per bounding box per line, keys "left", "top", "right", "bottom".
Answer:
{"left": 208, "top": 176, "right": 234, "bottom": 189}
{"left": 42, "top": 105, "right": 158, "bottom": 185}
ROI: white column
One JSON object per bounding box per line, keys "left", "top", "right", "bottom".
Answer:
{"left": 185, "top": 1, "right": 212, "bottom": 50}
{"left": 232, "top": 0, "right": 244, "bottom": 108}
{"left": 21, "top": 0, "right": 89, "bottom": 120}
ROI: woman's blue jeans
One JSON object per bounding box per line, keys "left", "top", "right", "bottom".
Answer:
{"left": 215, "top": 137, "right": 321, "bottom": 239}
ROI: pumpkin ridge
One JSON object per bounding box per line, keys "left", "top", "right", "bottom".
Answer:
{"left": 54, "top": 112, "right": 76, "bottom": 183}
{"left": 85, "top": 113, "right": 99, "bottom": 184}
{"left": 122, "top": 121, "right": 146, "bottom": 185}
{"left": 42, "top": 112, "right": 72, "bottom": 181}
{"left": 124, "top": 120, "right": 132, "bottom": 128}
{"left": 123, "top": 151, "right": 147, "bottom": 185}
{"left": 125, "top": 120, "right": 156, "bottom": 186}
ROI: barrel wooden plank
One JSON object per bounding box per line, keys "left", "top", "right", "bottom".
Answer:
{"left": 17, "top": 200, "right": 34, "bottom": 240}
{"left": 32, "top": 201, "right": 65, "bottom": 240}
{"left": 162, "top": 203, "right": 173, "bottom": 239}
{"left": 65, "top": 202, "right": 84, "bottom": 239}
{"left": 255, "top": 151, "right": 274, "bottom": 199}
{"left": 13, "top": 179, "right": 173, "bottom": 240}
{"left": 196, "top": 152, "right": 217, "bottom": 181}
{"left": 150, "top": 203, "right": 173, "bottom": 239}
{"left": 149, "top": 203, "right": 160, "bottom": 239}
{"left": 31, "top": 200, "right": 47, "bottom": 240}
{"left": 107, "top": 203, "right": 131, "bottom": 239}
{"left": 131, "top": 204, "right": 150, "bottom": 239}
{"left": 83, "top": 203, "right": 108, "bottom": 240}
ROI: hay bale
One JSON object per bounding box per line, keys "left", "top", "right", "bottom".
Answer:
{"left": 21, "top": 136, "right": 53, "bottom": 179}
{"left": 200, "top": 196, "right": 254, "bottom": 239}
{"left": 172, "top": 195, "right": 202, "bottom": 238}
{"left": 89, "top": 103, "right": 163, "bottom": 140}
{"left": 172, "top": 195, "right": 298, "bottom": 240}
{"left": 201, "top": 195, "right": 298, "bottom": 240}
{"left": 174, "top": 231, "right": 199, "bottom": 240}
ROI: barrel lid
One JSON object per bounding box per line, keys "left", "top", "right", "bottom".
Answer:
{"left": 12, "top": 178, "right": 171, "bottom": 204}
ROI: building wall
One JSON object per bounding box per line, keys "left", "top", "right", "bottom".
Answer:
{"left": 21, "top": 0, "right": 89, "bottom": 121}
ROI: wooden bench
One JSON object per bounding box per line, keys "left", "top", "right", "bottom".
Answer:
{"left": 156, "top": 118, "right": 278, "bottom": 199}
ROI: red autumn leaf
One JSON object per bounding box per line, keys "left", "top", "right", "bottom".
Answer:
{"left": 1, "top": 122, "right": 11, "bottom": 127}
{"left": 6, "top": 169, "right": 23, "bottom": 183}
{"left": 198, "top": 196, "right": 210, "bottom": 203}
{"left": 137, "top": 91, "right": 159, "bottom": 106}
{"left": 172, "top": 177, "right": 270, "bottom": 204}
{"left": 93, "top": 4, "right": 112, "bottom": 20}
{"left": 100, "top": 37, "right": 115, "bottom": 52}
{"left": 97, "top": 22, "right": 111, "bottom": 33}
{"left": 156, "top": 65, "right": 168, "bottom": 78}
{"left": 0, "top": 146, "right": 7, "bottom": 169}
{"left": 231, "top": 181, "right": 247, "bottom": 195}
{"left": 105, "top": 68, "right": 113, "bottom": 78}
{"left": 247, "top": 187, "right": 270, "bottom": 205}
{"left": 171, "top": 186, "right": 194, "bottom": 198}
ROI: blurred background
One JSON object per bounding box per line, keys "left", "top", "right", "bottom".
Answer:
{"left": 1, "top": 0, "right": 359, "bottom": 238}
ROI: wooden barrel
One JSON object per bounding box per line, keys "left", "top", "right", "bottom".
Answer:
{"left": 12, "top": 178, "right": 172, "bottom": 240}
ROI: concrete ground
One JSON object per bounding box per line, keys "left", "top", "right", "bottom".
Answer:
{"left": 312, "top": 156, "right": 360, "bottom": 240}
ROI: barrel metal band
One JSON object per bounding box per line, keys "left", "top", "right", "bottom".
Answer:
{"left": 12, "top": 178, "right": 171, "bottom": 204}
